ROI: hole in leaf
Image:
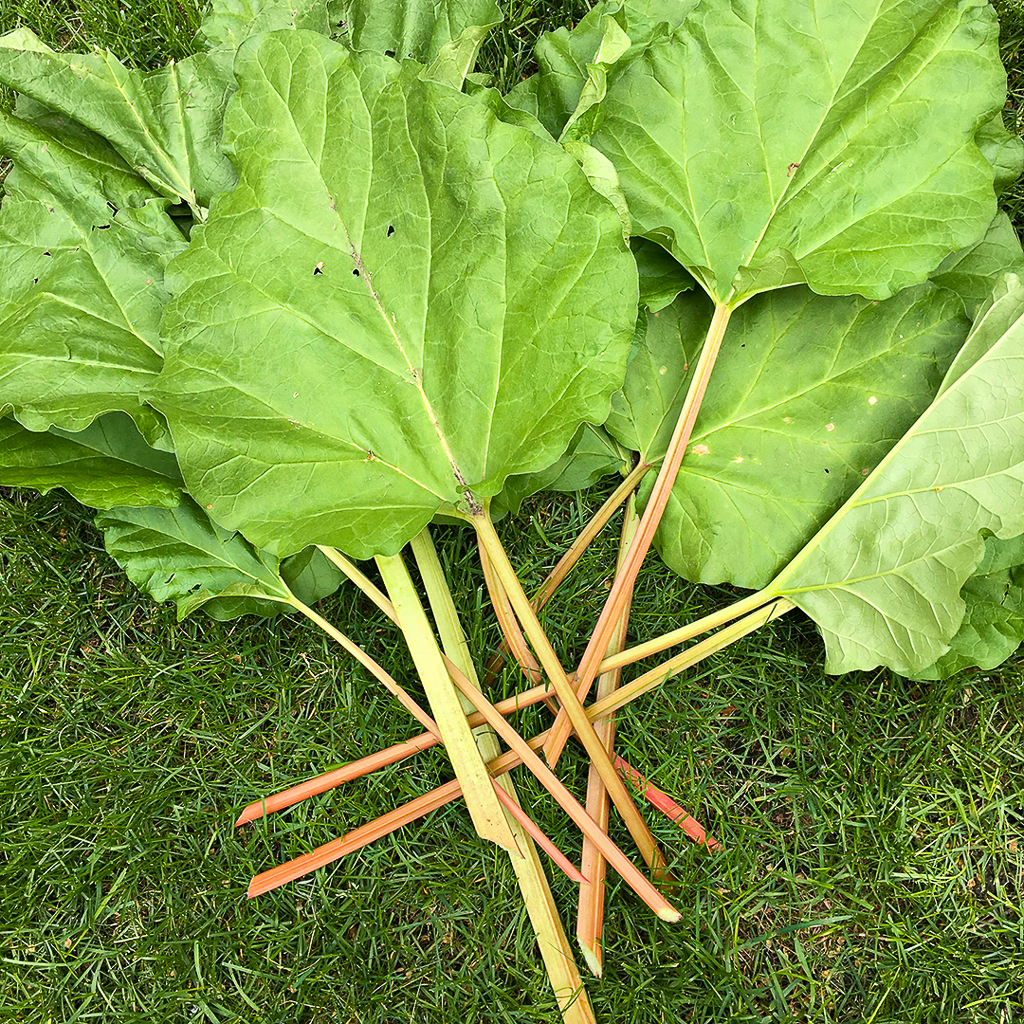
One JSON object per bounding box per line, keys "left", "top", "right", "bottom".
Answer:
{"left": 352, "top": 268, "right": 360, "bottom": 277}
{"left": 313, "top": 262, "right": 324, "bottom": 276}
{"left": 42, "top": 251, "right": 50, "bottom": 257}
{"left": 385, "top": 49, "right": 395, "bottom": 57}
{"left": 107, "top": 201, "right": 118, "bottom": 216}
{"left": 824, "top": 468, "right": 830, "bottom": 474}
{"left": 386, "top": 225, "right": 395, "bottom": 237}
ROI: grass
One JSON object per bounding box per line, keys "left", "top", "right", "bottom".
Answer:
{"left": 2, "top": 2, "right": 1024, "bottom": 1022}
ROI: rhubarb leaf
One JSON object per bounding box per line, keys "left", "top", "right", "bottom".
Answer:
{"left": 0, "top": 28, "right": 237, "bottom": 212}
{"left": 0, "top": 414, "right": 183, "bottom": 509}
{"left": 0, "top": 3, "right": 339, "bottom": 443}
{"left": 150, "top": 31, "right": 637, "bottom": 560}
{"left": 913, "top": 533, "right": 1024, "bottom": 679}
{"left": 280, "top": 544, "right": 348, "bottom": 607}
{"left": 633, "top": 238, "right": 693, "bottom": 312}
{"left": 505, "top": 1, "right": 697, "bottom": 140}
{"left": 338, "top": 0, "right": 501, "bottom": 61}
{"left": 606, "top": 283, "right": 969, "bottom": 589}
{"left": 96, "top": 499, "right": 294, "bottom": 620}
{"left": 98, "top": 497, "right": 346, "bottom": 618}
{"left": 198, "top": 0, "right": 332, "bottom": 49}
{"left": 976, "top": 114, "right": 1024, "bottom": 195}
{"left": 504, "top": 3, "right": 615, "bottom": 138}
{"left": 0, "top": 110, "right": 185, "bottom": 441}
{"left": 420, "top": 21, "right": 500, "bottom": 92}
{"left": 764, "top": 276, "right": 1024, "bottom": 675}
{"left": 931, "top": 212, "right": 1024, "bottom": 317}
{"left": 583, "top": 0, "right": 1008, "bottom": 302}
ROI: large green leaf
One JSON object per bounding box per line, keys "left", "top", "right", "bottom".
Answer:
{"left": 490, "top": 423, "right": 625, "bottom": 520}
{"left": 0, "top": 29, "right": 237, "bottom": 213}
{"left": 98, "top": 496, "right": 346, "bottom": 618}
{"left": 504, "top": 3, "right": 613, "bottom": 138}
{"left": 913, "top": 533, "right": 1024, "bottom": 679}
{"left": 633, "top": 237, "right": 693, "bottom": 312}
{"left": 0, "top": 414, "right": 183, "bottom": 510}
{"left": 279, "top": 544, "right": 348, "bottom": 608}
{"left": 149, "top": 31, "right": 637, "bottom": 560}
{"left": 96, "top": 499, "right": 293, "bottom": 620}
{"left": 0, "top": 9, "right": 328, "bottom": 445}
{"left": 419, "top": 21, "right": 501, "bottom": 92}
{"left": 581, "top": 0, "right": 1008, "bottom": 303}
{"left": 976, "top": 114, "right": 1024, "bottom": 195}
{"left": 606, "top": 283, "right": 969, "bottom": 589}
{"left": 0, "top": 110, "right": 185, "bottom": 440}
{"left": 505, "top": 1, "right": 697, "bottom": 140}
{"left": 931, "top": 212, "right": 1024, "bottom": 317}
{"left": 337, "top": 0, "right": 501, "bottom": 62}
{"left": 763, "top": 275, "right": 1024, "bottom": 675}
{"left": 198, "top": 0, "right": 332, "bottom": 50}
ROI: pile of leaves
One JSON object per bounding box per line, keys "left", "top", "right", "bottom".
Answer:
{"left": 3, "top": 0, "right": 1023, "bottom": 1018}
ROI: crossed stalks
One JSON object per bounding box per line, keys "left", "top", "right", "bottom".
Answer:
{"left": 234, "top": 341, "right": 794, "bottom": 1023}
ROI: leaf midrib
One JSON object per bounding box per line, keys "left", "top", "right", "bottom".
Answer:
{"left": 278, "top": 58, "right": 471, "bottom": 498}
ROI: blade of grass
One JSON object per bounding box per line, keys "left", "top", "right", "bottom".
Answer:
{"left": 545, "top": 300, "right": 733, "bottom": 765}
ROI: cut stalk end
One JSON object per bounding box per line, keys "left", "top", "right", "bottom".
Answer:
{"left": 578, "top": 940, "right": 603, "bottom": 979}
{"left": 234, "top": 806, "right": 259, "bottom": 827}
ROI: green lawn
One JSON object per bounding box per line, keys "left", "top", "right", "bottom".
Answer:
{"left": 1, "top": 3, "right": 1023, "bottom": 1023}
